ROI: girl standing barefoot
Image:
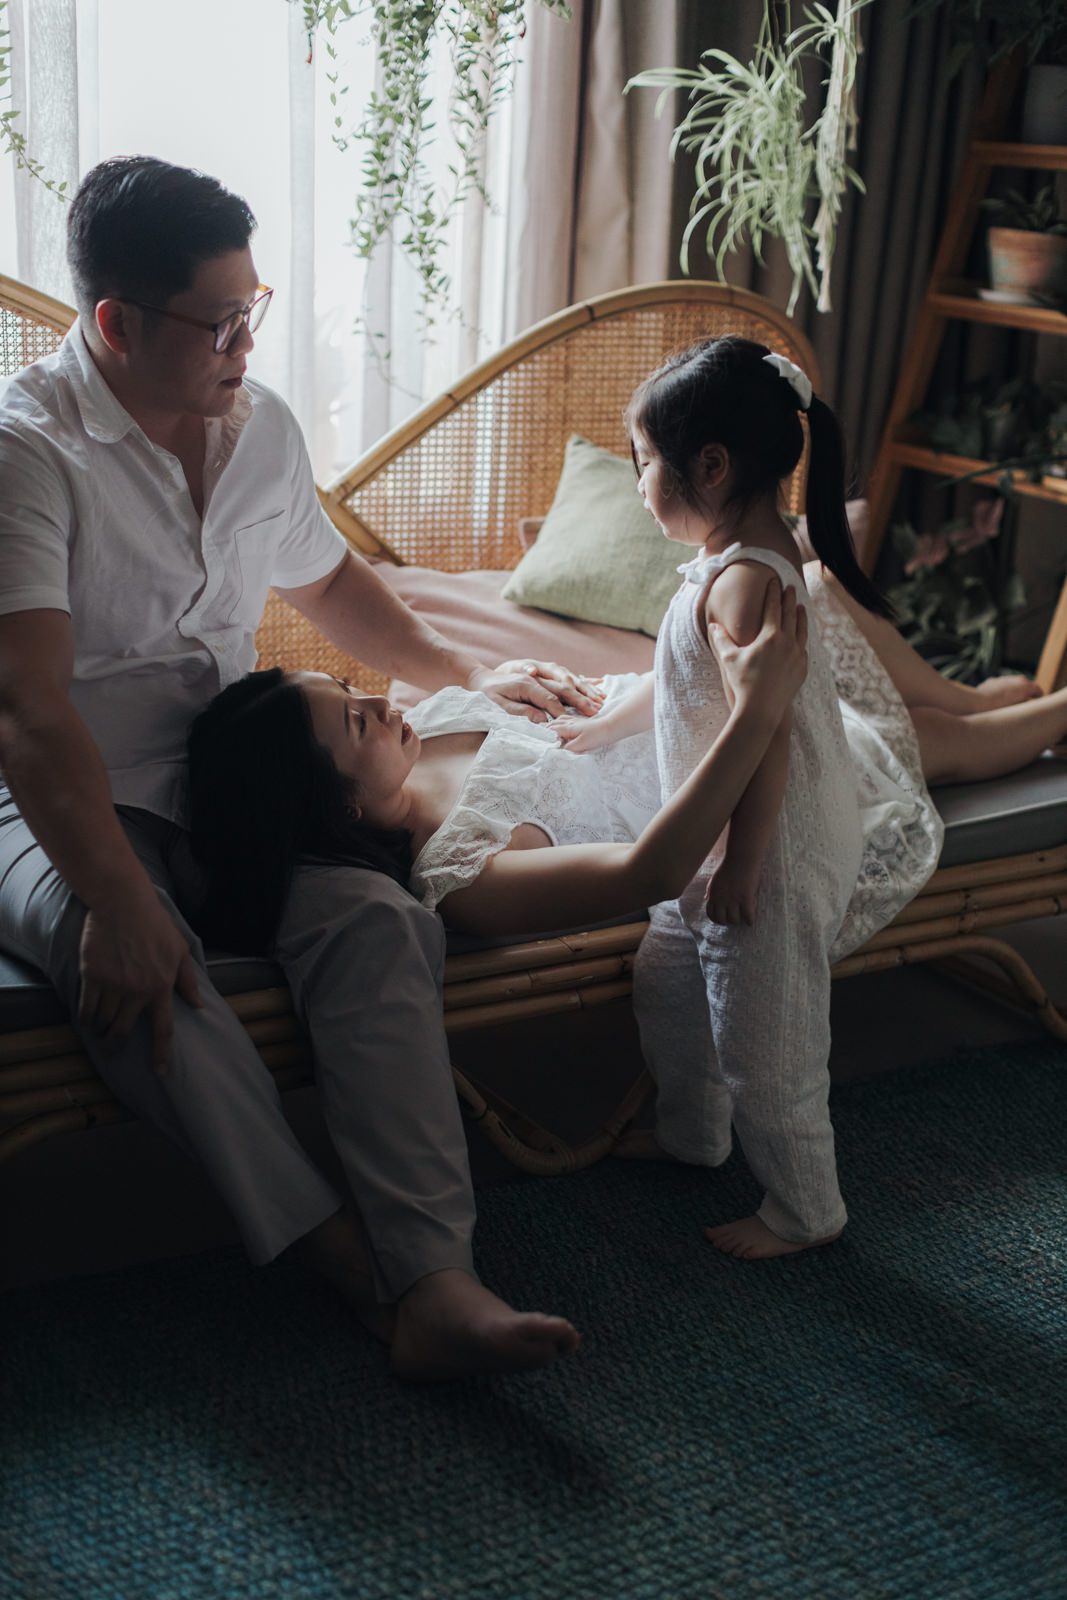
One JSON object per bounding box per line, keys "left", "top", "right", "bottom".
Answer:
{"left": 564, "top": 338, "right": 918, "bottom": 1261}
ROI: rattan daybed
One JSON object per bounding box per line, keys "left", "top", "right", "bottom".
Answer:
{"left": 1, "top": 273, "right": 1065, "bottom": 1188}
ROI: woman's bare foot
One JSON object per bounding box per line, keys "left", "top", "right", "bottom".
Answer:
{"left": 611, "top": 1127, "right": 678, "bottom": 1160}
{"left": 290, "top": 1208, "right": 396, "bottom": 1345}
{"left": 390, "top": 1269, "right": 580, "bottom": 1383}
{"left": 704, "top": 1215, "right": 843, "bottom": 1260}
{"left": 972, "top": 674, "right": 1044, "bottom": 710}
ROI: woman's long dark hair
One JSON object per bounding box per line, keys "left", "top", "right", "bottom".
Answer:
{"left": 187, "top": 669, "right": 413, "bottom": 955}
{"left": 626, "top": 335, "right": 891, "bottom": 618}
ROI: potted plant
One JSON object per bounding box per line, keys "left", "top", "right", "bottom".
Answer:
{"left": 889, "top": 499, "right": 1026, "bottom": 681}
{"left": 981, "top": 185, "right": 1067, "bottom": 300}
{"left": 908, "top": 0, "right": 1067, "bottom": 140}
{"left": 908, "top": 0, "right": 1067, "bottom": 68}
{"left": 625, "top": 0, "right": 872, "bottom": 315}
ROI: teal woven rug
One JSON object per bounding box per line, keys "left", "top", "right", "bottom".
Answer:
{"left": 3, "top": 1042, "right": 1066, "bottom": 1600}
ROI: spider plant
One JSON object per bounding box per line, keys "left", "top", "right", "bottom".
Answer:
{"left": 626, "top": 0, "right": 871, "bottom": 314}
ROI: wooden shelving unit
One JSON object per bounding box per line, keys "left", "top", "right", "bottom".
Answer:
{"left": 927, "top": 283, "right": 1067, "bottom": 336}
{"left": 866, "top": 60, "right": 1067, "bottom": 690}
{"left": 889, "top": 442, "right": 1067, "bottom": 505}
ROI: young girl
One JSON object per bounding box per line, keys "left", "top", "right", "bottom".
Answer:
{"left": 559, "top": 337, "right": 904, "bottom": 1261}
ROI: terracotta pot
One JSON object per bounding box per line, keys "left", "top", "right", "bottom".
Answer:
{"left": 987, "top": 227, "right": 1067, "bottom": 300}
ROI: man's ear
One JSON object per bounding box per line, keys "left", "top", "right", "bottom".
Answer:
{"left": 696, "top": 442, "right": 730, "bottom": 489}
{"left": 94, "top": 297, "right": 135, "bottom": 356}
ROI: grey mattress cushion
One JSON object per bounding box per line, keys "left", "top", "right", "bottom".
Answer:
{"left": 3, "top": 756, "right": 1066, "bottom": 1036}
{"left": 932, "top": 752, "right": 1067, "bottom": 869}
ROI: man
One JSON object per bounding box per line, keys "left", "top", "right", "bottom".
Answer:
{"left": 0, "top": 157, "right": 598, "bottom": 1380}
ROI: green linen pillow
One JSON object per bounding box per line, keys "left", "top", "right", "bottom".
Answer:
{"left": 501, "top": 434, "right": 683, "bottom": 637}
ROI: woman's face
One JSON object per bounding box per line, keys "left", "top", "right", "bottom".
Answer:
{"left": 296, "top": 672, "right": 420, "bottom": 824}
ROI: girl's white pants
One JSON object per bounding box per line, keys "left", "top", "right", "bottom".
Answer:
{"left": 633, "top": 873, "right": 848, "bottom": 1245}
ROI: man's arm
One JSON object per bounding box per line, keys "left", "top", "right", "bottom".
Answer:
{"left": 275, "top": 550, "right": 601, "bottom": 721}
{"left": 0, "top": 609, "right": 200, "bottom": 1069}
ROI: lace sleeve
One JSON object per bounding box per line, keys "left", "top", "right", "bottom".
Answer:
{"left": 409, "top": 802, "right": 518, "bottom": 913}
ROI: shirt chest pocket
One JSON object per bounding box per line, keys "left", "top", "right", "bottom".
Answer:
{"left": 218, "top": 509, "right": 287, "bottom": 627}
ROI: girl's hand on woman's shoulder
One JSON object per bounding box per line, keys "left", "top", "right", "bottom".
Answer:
{"left": 710, "top": 579, "right": 807, "bottom": 727}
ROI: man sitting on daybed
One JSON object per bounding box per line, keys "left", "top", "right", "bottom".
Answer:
{"left": 0, "top": 156, "right": 604, "bottom": 1382}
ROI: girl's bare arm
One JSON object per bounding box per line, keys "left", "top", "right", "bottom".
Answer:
{"left": 554, "top": 671, "right": 655, "bottom": 754}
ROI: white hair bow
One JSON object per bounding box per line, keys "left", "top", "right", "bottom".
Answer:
{"left": 762, "top": 352, "right": 813, "bottom": 412}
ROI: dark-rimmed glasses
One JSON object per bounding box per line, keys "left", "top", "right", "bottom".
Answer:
{"left": 123, "top": 285, "right": 273, "bottom": 353}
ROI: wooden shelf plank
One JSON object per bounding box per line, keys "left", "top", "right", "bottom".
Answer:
{"left": 972, "top": 140, "right": 1067, "bottom": 171}
{"left": 888, "top": 442, "right": 1067, "bottom": 503}
{"left": 928, "top": 286, "right": 1067, "bottom": 334}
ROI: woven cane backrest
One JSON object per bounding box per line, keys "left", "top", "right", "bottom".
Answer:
{"left": 328, "top": 282, "right": 819, "bottom": 565}
{"left": 254, "top": 282, "right": 820, "bottom": 692}
{"left": 0, "top": 275, "right": 74, "bottom": 375}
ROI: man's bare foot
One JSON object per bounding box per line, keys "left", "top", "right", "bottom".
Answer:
{"left": 291, "top": 1208, "right": 396, "bottom": 1344}
{"left": 704, "top": 1214, "right": 843, "bottom": 1260}
{"left": 390, "top": 1269, "right": 580, "bottom": 1383}
{"left": 611, "top": 1127, "right": 679, "bottom": 1161}
{"left": 973, "top": 674, "right": 1043, "bottom": 709}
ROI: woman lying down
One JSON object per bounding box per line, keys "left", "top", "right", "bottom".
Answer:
{"left": 189, "top": 566, "right": 1067, "bottom": 960}
{"left": 187, "top": 556, "right": 1062, "bottom": 960}
{"left": 189, "top": 582, "right": 806, "bottom": 956}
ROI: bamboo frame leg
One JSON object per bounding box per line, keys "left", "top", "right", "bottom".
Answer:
{"left": 0, "top": 1100, "right": 130, "bottom": 1165}
{"left": 929, "top": 937, "right": 1067, "bottom": 1043}
{"left": 451, "top": 1064, "right": 654, "bottom": 1177}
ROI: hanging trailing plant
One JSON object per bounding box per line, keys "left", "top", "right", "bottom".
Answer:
{"left": 626, "top": 0, "right": 871, "bottom": 315}
{"left": 299, "top": 1, "right": 570, "bottom": 324}
{"left": 0, "top": 0, "right": 68, "bottom": 200}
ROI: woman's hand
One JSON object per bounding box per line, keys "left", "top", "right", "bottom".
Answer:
{"left": 711, "top": 579, "right": 807, "bottom": 727}
{"left": 469, "top": 660, "right": 605, "bottom": 722}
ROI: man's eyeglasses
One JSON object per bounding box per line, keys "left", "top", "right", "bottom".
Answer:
{"left": 123, "top": 285, "right": 273, "bottom": 353}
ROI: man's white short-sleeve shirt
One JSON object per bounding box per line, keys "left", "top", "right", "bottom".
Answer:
{"left": 0, "top": 322, "right": 347, "bottom": 822}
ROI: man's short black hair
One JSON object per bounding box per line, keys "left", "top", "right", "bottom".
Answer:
{"left": 66, "top": 156, "right": 257, "bottom": 317}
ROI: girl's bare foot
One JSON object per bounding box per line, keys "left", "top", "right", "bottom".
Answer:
{"left": 973, "top": 674, "right": 1043, "bottom": 710}
{"left": 390, "top": 1269, "right": 581, "bottom": 1383}
{"left": 704, "top": 1215, "right": 843, "bottom": 1260}
{"left": 291, "top": 1208, "right": 396, "bottom": 1344}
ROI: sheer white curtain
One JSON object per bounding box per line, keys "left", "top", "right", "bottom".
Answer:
{"left": 0, "top": 0, "right": 524, "bottom": 480}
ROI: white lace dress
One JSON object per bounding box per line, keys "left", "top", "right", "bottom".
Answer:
{"left": 806, "top": 567, "right": 944, "bottom": 959}
{"left": 407, "top": 677, "right": 660, "bottom": 913}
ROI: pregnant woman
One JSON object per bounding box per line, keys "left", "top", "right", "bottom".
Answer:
{"left": 188, "top": 584, "right": 809, "bottom": 954}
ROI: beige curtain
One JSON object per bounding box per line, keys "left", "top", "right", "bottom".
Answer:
{"left": 506, "top": 0, "right": 690, "bottom": 333}
{"left": 509, "top": 0, "right": 990, "bottom": 486}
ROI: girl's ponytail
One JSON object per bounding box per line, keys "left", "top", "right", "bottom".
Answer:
{"left": 804, "top": 395, "right": 893, "bottom": 619}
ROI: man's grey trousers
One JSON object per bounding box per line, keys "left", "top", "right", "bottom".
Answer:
{"left": 0, "top": 797, "right": 477, "bottom": 1300}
